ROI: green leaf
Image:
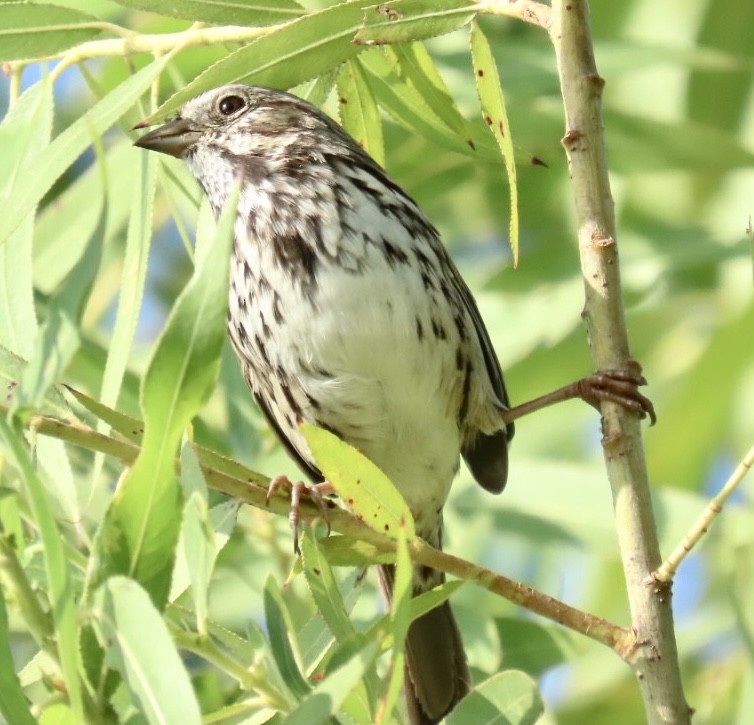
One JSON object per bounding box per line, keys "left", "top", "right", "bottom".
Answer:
{"left": 0, "top": 4, "right": 102, "bottom": 62}
{"left": 92, "top": 576, "right": 202, "bottom": 724}
{"left": 300, "top": 531, "right": 355, "bottom": 643}
{"left": 605, "top": 109, "right": 754, "bottom": 171}
{"left": 177, "top": 441, "right": 217, "bottom": 630}
{"left": 494, "top": 617, "right": 578, "bottom": 675}
{"left": 317, "top": 534, "right": 396, "bottom": 568}
{"left": 390, "top": 42, "right": 471, "bottom": 141}
{"left": 99, "top": 150, "right": 156, "bottom": 415}
{"left": 0, "top": 55, "right": 171, "bottom": 248}
{"left": 381, "top": 532, "right": 412, "bottom": 721}
{"left": 35, "top": 436, "right": 80, "bottom": 524}
{"left": 360, "top": 47, "right": 479, "bottom": 158}
{"left": 38, "top": 703, "right": 76, "bottom": 725}
{"left": 286, "top": 634, "right": 381, "bottom": 725}
{"left": 0, "top": 588, "right": 36, "bottom": 725}
{"left": 646, "top": 300, "right": 754, "bottom": 489}
{"left": 14, "top": 147, "right": 106, "bottom": 414}
{"left": 446, "top": 670, "right": 544, "bottom": 725}
{"left": 146, "top": 0, "right": 376, "bottom": 124}
{"left": 336, "top": 59, "right": 385, "bottom": 167}
{"left": 470, "top": 21, "right": 519, "bottom": 266}
{"left": 353, "top": 0, "right": 475, "bottom": 46}
{"left": 0, "top": 347, "right": 70, "bottom": 419}
{"left": 264, "top": 576, "right": 311, "bottom": 700}
{"left": 0, "top": 419, "right": 82, "bottom": 719}
{"left": 111, "top": 0, "right": 303, "bottom": 25}
{"left": 87, "top": 182, "right": 238, "bottom": 607}
{"left": 409, "top": 579, "right": 463, "bottom": 622}
{"left": 0, "top": 80, "right": 51, "bottom": 360}
{"left": 33, "top": 141, "right": 139, "bottom": 294}
{"left": 301, "top": 423, "right": 415, "bottom": 540}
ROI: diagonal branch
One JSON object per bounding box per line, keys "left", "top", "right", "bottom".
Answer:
{"left": 13, "top": 406, "right": 635, "bottom": 654}
{"left": 548, "top": 1, "right": 690, "bottom": 722}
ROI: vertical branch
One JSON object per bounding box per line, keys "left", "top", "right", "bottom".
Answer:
{"left": 548, "top": 2, "right": 690, "bottom": 723}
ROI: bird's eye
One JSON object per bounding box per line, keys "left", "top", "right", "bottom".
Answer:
{"left": 218, "top": 95, "right": 246, "bottom": 116}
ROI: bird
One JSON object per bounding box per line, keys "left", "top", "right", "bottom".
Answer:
{"left": 135, "top": 84, "right": 654, "bottom": 724}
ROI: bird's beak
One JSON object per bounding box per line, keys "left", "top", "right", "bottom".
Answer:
{"left": 134, "top": 118, "right": 202, "bottom": 158}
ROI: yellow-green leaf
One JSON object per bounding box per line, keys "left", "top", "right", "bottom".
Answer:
{"left": 301, "top": 423, "right": 415, "bottom": 541}
{"left": 470, "top": 21, "right": 519, "bottom": 266}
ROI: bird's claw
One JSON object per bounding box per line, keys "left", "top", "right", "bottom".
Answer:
{"left": 266, "top": 475, "right": 334, "bottom": 554}
{"left": 577, "top": 369, "right": 657, "bottom": 425}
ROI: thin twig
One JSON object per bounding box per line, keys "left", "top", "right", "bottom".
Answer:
{"left": 13, "top": 24, "right": 274, "bottom": 82}
{"left": 653, "top": 442, "right": 754, "bottom": 583}
{"left": 548, "top": 1, "right": 690, "bottom": 722}
{"left": 14, "top": 408, "right": 633, "bottom": 653}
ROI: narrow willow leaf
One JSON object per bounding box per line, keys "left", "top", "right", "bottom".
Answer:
{"left": 110, "top": 0, "right": 302, "bottom": 25}
{"left": 300, "top": 531, "right": 355, "bottom": 644}
{"left": 391, "top": 43, "right": 470, "bottom": 141}
{"left": 146, "top": 0, "right": 376, "bottom": 124}
{"left": 92, "top": 577, "right": 202, "bottom": 724}
{"left": 99, "top": 151, "right": 156, "bottom": 413}
{"left": 64, "top": 384, "right": 145, "bottom": 442}
{"left": 87, "top": 184, "right": 238, "bottom": 607}
{"left": 336, "top": 59, "right": 385, "bottom": 167}
{"left": 35, "top": 437, "right": 80, "bottom": 524}
{"left": 0, "top": 419, "right": 82, "bottom": 719}
{"left": 293, "top": 67, "right": 339, "bottom": 108}
{"left": 360, "top": 48, "right": 478, "bottom": 158}
{"left": 0, "top": 590, "right": 36, "bottom": 725}
{"left": 0, "top": 4, "right": 102, "bottom": 62}
{"left": 14, "top": 164, "right": 106, "bottom": 414}
{"left": 177, "top": 441, "right": 216, "bottom": 630}
{"left": 0, "top": 347, "right": 70, "bottom": 418}
{"left": 264, "top": 576, "right": 311, "bottom": 699}
{"left": 380, "top": 531, "right": 412, "bottom": 723}
{"left": 286, "top": 635, "right": 381, "bottom": 725}
{"left": 471, "top": 21, "right": 519, "bottom": 265}
{"left": 318, "top": 534, "right": 395, "bottom": 567}
{"left": 0, "top": 220, "right": 37, "bottom": 359}
{"left": 34, "top": 141, "right": 136, "bottom": 294}
{"left": 0, "top": 55, "right": 171, "bottom": 248}
{"left": 353, "top": 0, "right": 475, "bottom": 45}
{"left": 302, "top": 423, "right": 415, "bottom": 541}
{"left": 409, "top": 579, "right": 464, "bottom": 622}
{"left": 446, "top": 670, "right": 544, "bottom": 724}
{"left": 0, "top": 79, "right": 52, "bottom": 358}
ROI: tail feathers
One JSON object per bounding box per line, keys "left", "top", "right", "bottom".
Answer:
{"left": 378, "top": 564, "right": 470, "bottom": 724}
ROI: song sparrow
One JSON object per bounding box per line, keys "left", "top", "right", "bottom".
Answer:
{"left": 135, "top": 84, "right": 654, "bottom": 723}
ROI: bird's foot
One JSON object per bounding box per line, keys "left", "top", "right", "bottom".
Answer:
{"left": 575, "top": 369, "right": 656, "bottom": 425}
{"left": 266, "top": 475, "right": 335, "bottom": 554}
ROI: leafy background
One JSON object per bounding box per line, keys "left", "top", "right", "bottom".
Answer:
{"left": 0, "top": 0, "right": 752, "bottom": 723}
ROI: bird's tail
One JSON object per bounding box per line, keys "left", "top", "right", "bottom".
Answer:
{"left": 377, "top": 563, "right": 470, "bottom": 724}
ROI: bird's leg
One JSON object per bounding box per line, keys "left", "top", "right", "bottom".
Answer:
{"left": 266, "top": 475, "right": 335, "bottom": 554}
{"left": 501, "top": 369, "right": 656, "bottom": 426}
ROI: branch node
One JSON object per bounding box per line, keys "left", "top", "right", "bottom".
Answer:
{"left": 587, "top": 73, "right": 606, "bottom": 91}
{"left": 590, "top": 232, "right": 615, "bottom": 249}
{"left": 562, "top": 128, "right": 584, "bottom": 149}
